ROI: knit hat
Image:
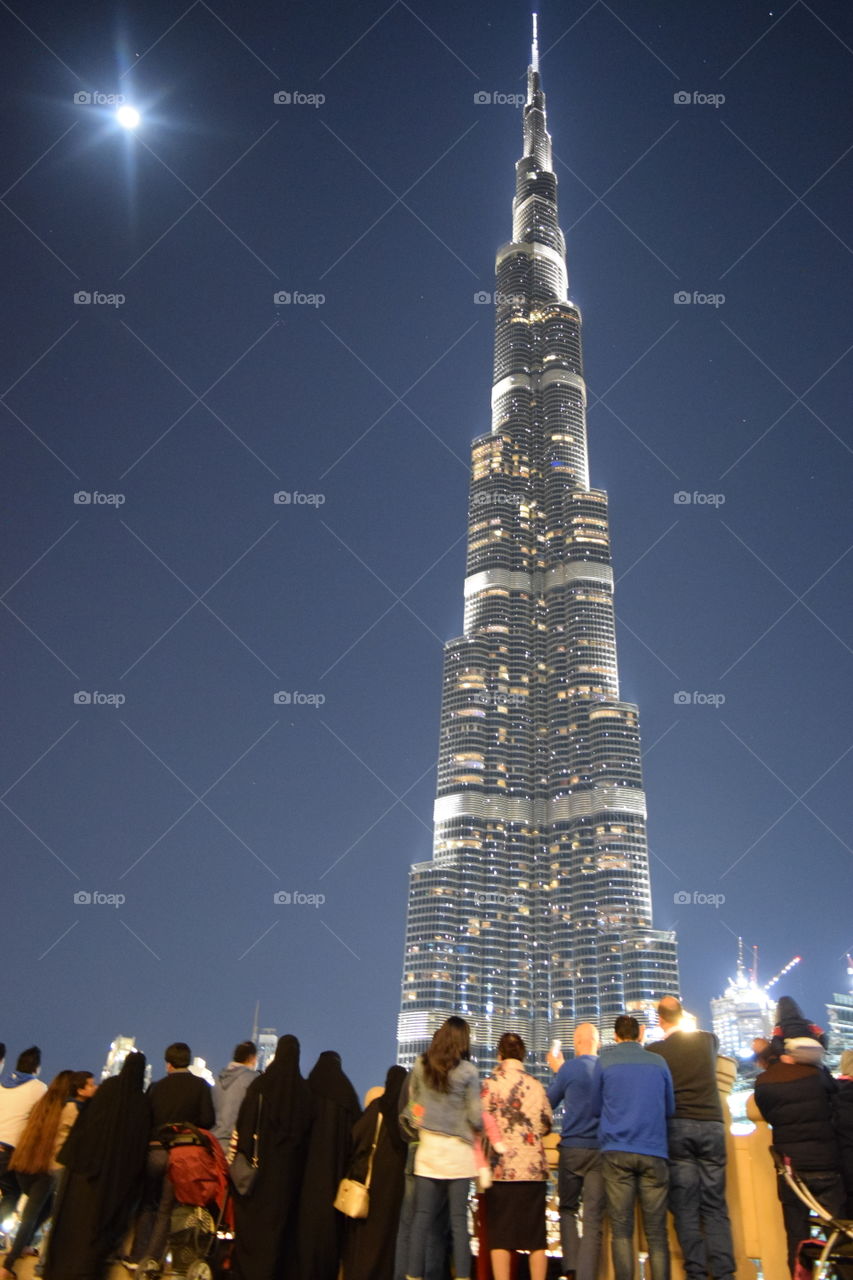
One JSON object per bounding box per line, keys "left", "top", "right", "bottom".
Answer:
{"left": 784, "top": 1037, "right": 824, "bottom": 1064}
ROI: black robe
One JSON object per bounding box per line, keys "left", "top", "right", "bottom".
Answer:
{"left": 231, "top": 1035, "right": 313, "bottom": 1280}
{"left": 297, "top": 1050, "right": 361, "bottom": 1280}
{"left": 44, "top": 1052, "right": 150, "bottom": 1280}
{"left": 340, "top": 1066, "right": 408, "bottom": 1280}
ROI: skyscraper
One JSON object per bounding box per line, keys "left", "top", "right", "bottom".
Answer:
{"left": 397, "top": 19, "right": 678, "bottom": 1073}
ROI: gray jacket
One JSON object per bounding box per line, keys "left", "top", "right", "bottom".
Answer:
{"left": 212, "top": 1063, "right": 257, "bottom": 1146}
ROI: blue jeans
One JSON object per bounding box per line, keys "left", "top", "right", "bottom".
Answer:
{"left": 666, "top": 1118, "right": 735, "bottom": 1279}
{"left": 395, "top": 1149, "right": 450, "bottom": 1280}
{"left": 557, "top": 1145, "right": 605, "bottom": 1280}
{"left": 408, "top": 1175, "right": 470, "bottom": 1280}
{"left": 602, "top": 1150, "right": 670, "bottom": 1280}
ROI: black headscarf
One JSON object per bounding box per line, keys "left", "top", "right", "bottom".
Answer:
{"left": 378, "top": 1066, "right": 408, "bottom": 1157}
{"left": 307, "top": 1051, "right": 360, "bottom": 1114}
{"left": 242, "top": 1034, "right": 307, "bottom": 1140}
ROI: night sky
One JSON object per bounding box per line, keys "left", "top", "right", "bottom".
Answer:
{"left": 2, "top": 0, "right": 852, "bottom": 1096}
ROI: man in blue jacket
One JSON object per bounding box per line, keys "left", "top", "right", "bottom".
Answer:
{"left": 592, "top": 1015, "right": 675, "bottom": 1280}
{"left": 547, "top": 1023, "right": 605, "bottom": 1280}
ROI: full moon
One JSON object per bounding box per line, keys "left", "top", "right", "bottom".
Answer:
{"left": 116, "top": 105, "right": 140, "bottom": 129}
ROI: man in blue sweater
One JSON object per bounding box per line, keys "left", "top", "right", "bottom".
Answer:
{"left": 547, "top": 1023, "right": 605, "bottom": 1280}
{"left": 592, "top": 1015, "right": 675, "bottom": 1280}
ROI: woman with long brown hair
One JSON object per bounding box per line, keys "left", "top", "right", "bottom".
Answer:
{"left": 1, "top": 1071, "right": 76, "bottom": 1278}
{"left": 403, "top": 1016, "right": 482, "bottom": 1280}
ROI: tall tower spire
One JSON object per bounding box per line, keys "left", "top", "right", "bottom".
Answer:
{"left": 531, "top": 12, "right": 540, "bottom": 74}
{"left": 398, "top": 22, "right": 678, "bottom": 1074}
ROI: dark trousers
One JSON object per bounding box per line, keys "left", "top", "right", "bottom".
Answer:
{"left": 602, "top": 1150, "right": 670, "bottom": 1280}
{"left": 666, "top": 1118, "right": 735, "bottom": 1279}
{"left": 129, "top": 1147, "right": 173, "bottom": 1264}
{"left": 0, "top": 1144, "right": 20, "bottom": 1226}
{"left": 557, "top": 1145, "right": 605, "bottom": 1280}
{"left": 777, "top": 1168, "right": 845, "bottom": 1275}
{"left": 6, "top": 1171, "right": 56, "bottom": 1266}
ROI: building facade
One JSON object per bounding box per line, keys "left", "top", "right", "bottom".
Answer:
{"left": 397, "top": 22, "right": 678, "bottom": 1073}
{"left": 827, "top": 955, "right": 853, "bottom": 1055}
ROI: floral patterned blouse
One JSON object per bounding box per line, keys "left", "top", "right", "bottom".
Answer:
{"left": 481, "top": 1058, "right": 553, "bottom": 1181}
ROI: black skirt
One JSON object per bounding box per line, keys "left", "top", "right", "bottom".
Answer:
{"left": 483, "top": 1179, "right": 547, "bottom": 1251}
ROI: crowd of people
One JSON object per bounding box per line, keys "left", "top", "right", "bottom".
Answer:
{"left": 0, "top": 993, "right": 850, "bottom": 1280}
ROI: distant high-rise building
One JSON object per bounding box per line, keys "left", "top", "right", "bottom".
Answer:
{"left": 101, "top": 1035, "right": 138, "bottom": 1079}
{"left": 256, "top": 1028, "right": 278, "bottom": 1072}
{"left": 101, "top": 1035, "right": 152, "bottom": 1087}
{"left": 397, "top": 18, "right": 678, "bottom": 1075}
{"left": 826, "top": 955, "right": 853, "bottom": 1055}
{"left": 251, "top": 1002, "right": 278, "bottom": 1071}
{"left": 710, "top": 943, "right": 800, "bottom": 1061}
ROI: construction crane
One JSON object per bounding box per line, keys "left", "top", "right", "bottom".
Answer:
{"left": 743, "top": 944, "right": 800, "bottom": 992}
{"left": 764, "top": 954, "right": 801, "bottom": 993}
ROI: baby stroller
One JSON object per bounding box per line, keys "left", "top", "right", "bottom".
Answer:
{"left": 772, "top": 1150, "right": 853, "bottom": 1279}
{"left": 140, "top": 1124, "right": 232, "bottom": 1280}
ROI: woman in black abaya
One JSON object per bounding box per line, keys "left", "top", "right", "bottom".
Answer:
{"left": 231, "top": 1035, "right": 313, "bottom": 1280}
{"left": 44, "top": 1051, "right": 150, "bottom": 1280}
{"left": 297, "top": 1050, "right": 361, "bottom": 1280}
{"left": 340, "top": 1065, "right": 408, "bottom": 1280}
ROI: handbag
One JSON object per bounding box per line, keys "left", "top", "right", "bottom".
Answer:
{"left": 333, "top": 1111, "right": 382, "bottom": 1219}
{"left": 229, "top": 1094, "right": 262, "bottom": 1196}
